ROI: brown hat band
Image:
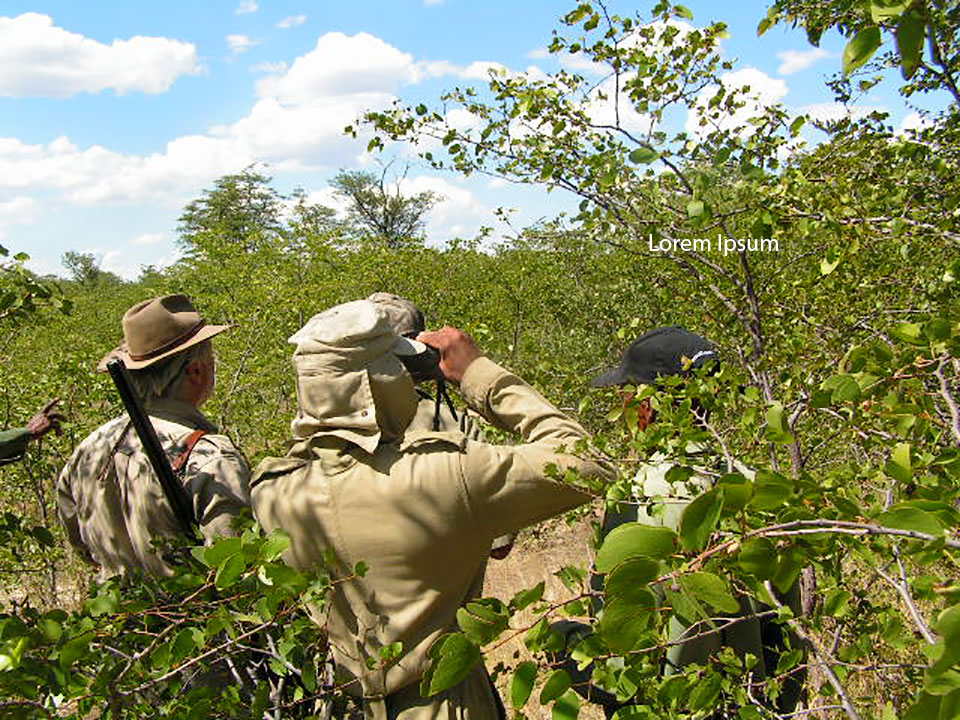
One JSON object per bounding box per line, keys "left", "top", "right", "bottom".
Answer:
{"left": 129, "top": 320, "right": 208, "bottom": 362}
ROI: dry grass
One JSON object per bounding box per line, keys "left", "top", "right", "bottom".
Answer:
{"left": 482, "top": 508, "right": 606, "bottom": 719}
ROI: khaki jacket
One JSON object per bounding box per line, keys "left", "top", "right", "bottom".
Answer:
{"left": 57, "top": 399, "right": 251, "bottom": 580}
{"left": 252, "top": 357, "right": 613, "bottom": 719}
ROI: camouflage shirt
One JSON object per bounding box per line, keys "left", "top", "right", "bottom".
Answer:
{"left": 57, "top": 398, "right": 251, "bottom": 580}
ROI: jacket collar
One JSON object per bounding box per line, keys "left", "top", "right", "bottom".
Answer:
{"left": 144, "top": 397, "right": 218, "bottom": 433}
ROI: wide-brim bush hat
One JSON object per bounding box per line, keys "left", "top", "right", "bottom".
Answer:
{"left": 287, "top": 300, "right": 427, "bottom": 452}
{"left": 591, "top": 326, "right": 717, "bottom": 387}
{"left": 366, "top": 292, "right": 425, "bottom": 338}
{"left": 96, "top": 294, "right": 231, "bottom": 372}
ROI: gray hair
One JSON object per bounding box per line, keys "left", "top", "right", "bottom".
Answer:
{"left": 128, "top": 341, "right": 212, "bottom": 402}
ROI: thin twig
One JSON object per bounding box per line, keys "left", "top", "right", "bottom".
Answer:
{"left": 763, "top": 581, "right": 862, "bottom": 720}
{"left": 873, "top": 551, "right": 938, "bottom": 645}
{"left": 936, "top": 356, "right": 960, "bottom": 445}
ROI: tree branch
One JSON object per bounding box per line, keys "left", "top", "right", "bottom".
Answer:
{"left": 763, "top": 581, "right": 862, "bottom": 720}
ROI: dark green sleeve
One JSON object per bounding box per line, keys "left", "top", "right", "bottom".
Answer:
{"left": 0, "top": 427, "right": 32, "bottom": 462}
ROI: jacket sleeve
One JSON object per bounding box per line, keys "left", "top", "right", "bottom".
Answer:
{"left": 185, "top": 436, "right": 253, "bottom": 542}
{"left": 0, "top": 427, "right": 31, "bottom": 462}
{"left": 456, "top": 357, "right": 614, "bottom": 539}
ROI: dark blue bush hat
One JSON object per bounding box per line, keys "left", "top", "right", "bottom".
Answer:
{"left": 591, "top": 326, "right": 717, "bottom": 387}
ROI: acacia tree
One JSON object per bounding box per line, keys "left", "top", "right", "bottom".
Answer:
{"left": 329, "top": 165, "right": 440, "bottom": 249}
{"left": 365, "top": 2, "right": 960, "bottom": 718}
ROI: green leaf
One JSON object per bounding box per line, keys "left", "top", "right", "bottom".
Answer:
{"left": 605, "top": 558, "right": 660, "bottom": 602}
{"left": 595, "top": 524, "right": 677, "bottom": 572}
{"left": 824, "top": 374, "right": 861, "bottom": 403}
{"left": 773, "top": 546, "right": 806, "bottom": 594}
{"left": 259, "top": 531, "right": 291, "bottom": 562}
{"left": 765, "top": 402, "right": 793, "bottom": 443}
{"left": 890, "top": 322, "right": 926, "bottom": 345}
{"left": 886, "top": 442, "right": 912, "bottom": 484}
{"left": 679, "top": 572, "right": 739, "bottom": 614}
{"left": 904, "top": 693, "right": 941, "bottom": 720}
{"left": 511, "top": 661, "right": 537, "bottom": 709}
{"left": 58, "top": 635, "right": 90, "bottom": 671}
{"left": 679, "top": 488, "right": 723, "bottom": 551}
{"left": 824, "top": 589, "right": 852, "bottom": 618}
{"left": 674, "top": 5, "right": 694, "bottom": 20}
{"left": 510, "top": 581, "right": 545, "bottom": 612}
{"left": 456, "top": 598, "right": 509, "bottom": 645}
{"left": 171, "top": 627, "right": 201, "bottom": 664}
{"left": 820, "top": 250, "right": 841, "bottom": 276}
{"left": 688, "top": 673, "right": 722, "bottom": 711}
{"left": 941, "top": 688, "right": 960, "bottom": 720}
{"left": 926, "top": 669, "right": 960, "bottom": 696}
{"left": 716, "top": 473, "right": 752, "bottom": 515}
{"left": 85, "top": 589, "right": 120, "bottom": 617}
{"left": 540, "top": 669, "right": 573, "bottom": 704}
{"left": 600, "top": 591, "right": 656, "bottom": 652}
{"left": 687, "top": 200, "right": 705, "bottom": 218}
{"left": 897, "top": 11, "right": 925, "bottom": 80}
{"left": 738, "top": 538, "right": 776, "bottom": 579}
{"left": 933, "top": 606, "right": 960, "bottom": 675}
{"left": 871, "top": 0, "right": 912, "bottom": 23}
{"left": 843, "top": 26, "right": 882, "bottom": 77}
{"left": 629, "top": 147, "right": 658, "bottom": 164}
{"left": 421, "top": 633, "right": 481, "bottom": 697}
{"left": 202, "top": 536, "right": 242, "bottom": 568}
{"left": 751, "top": 470, "right": 793, "bottom": 511}
{"left": 876, "top": 506, "right": 944, "bottom": 536}
{"left": 215, "top": 552, "right": 247, "bottom": 590}
{"left": 790, "top": 115, "right": 807, "bottom": 137}
{"left": 552, "top": 690, "right": 581, "bottom": 720}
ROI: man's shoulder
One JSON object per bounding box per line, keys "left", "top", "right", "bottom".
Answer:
{"left": 399, "top": 428, "right": 467, "bottom": 453}
{"left": 189, "top": 432, "right": 248, "bottom": 467}
{"left": 72, "top": 416, "right": 129, "bottom": 456}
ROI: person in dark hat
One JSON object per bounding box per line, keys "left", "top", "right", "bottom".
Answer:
{"left": 56, "top": 294, "right": 251, "bottom": 579}
{"left": 556, "top": 327, "right": 803, "bottom": 717}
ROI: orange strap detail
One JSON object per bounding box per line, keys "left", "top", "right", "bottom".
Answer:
{"left": 172, "top": 429, "right": 208, "bottom": 475}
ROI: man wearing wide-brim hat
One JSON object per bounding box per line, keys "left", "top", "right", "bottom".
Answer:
{"left": 57, "top": 294, "right": 251, "bottom": 580}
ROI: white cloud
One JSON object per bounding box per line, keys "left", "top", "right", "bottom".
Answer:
{"left": 0, "top": 32, "right": 508, "bottom": 210}
{"left": 798, "top": 102, "right": 883, "bottom": 124}
{"left": 584, "top": 75, "right": 655, "bottom": 135}
{"left": 686, "top": 68, "right": 789, "bottom": 140}
{"left": 0, "top": 196, "right": 38, "bottom": 225}
{"left": 419, "top": 59, "right": 507, "bottom": 80}
{"left": 0, "top": 13, "right": 199, "bottom": 98}
{"left": 777, "top": 48, "right": 830, "bottom": 75}
{"left": 0, "top": 133, "right": 249, "bottom": 204}
{"left": 251, "top": 61, "right": 288, "bottom": 74}
{"left": 399, "top": 176, "right": 489, "bottom": 242}
{"left": 235, "top": 0, "right": 258, "bottom": 14}
{"left": 898, "top": 111, "right": 932, "bottom": 135}
{"left": 277, "top": 15, "right": 307, "bottom": 29}
{"left": 424, "top": 0, "right": 445, "bottom": 5}
{"left": 227, "top": 35, "right": 258, "bottom": 54}
{"left": 260, "top": 33, "right": 419, "bottom": 102}
{"left": 132, "top": 232, "right": 165, "bottom": 246}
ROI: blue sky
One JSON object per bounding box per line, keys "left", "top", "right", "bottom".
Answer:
{"left": 0, "top": 1, "right": 941, "bottom": 279}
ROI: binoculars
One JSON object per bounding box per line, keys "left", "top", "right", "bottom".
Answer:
{"left": 400, "top": 343, "right": 444, "bottom": 383}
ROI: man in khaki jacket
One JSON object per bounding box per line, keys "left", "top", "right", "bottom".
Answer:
{"left": 251, "top": 300, "right": 613, "bottom": 719}
{"left": 366, "top": 292, "right": 513, "bottom": 560}
{"left": 57, "top": 294, "right": 251, "bottom": 580}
